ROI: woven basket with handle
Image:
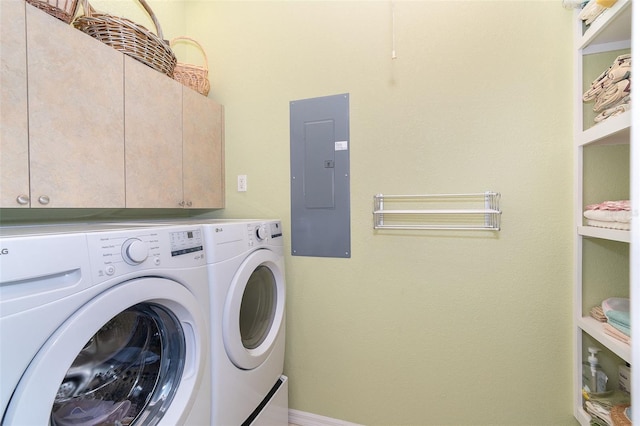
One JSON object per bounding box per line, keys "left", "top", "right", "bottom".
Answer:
{"left": 73, "top": 0, "right": 176, "bottom": 78}
{"left": 26, "top": 0, "right": 79, "bottom": 24}
{"left": 170, "top": 37, "right": 211, "bottom": 96}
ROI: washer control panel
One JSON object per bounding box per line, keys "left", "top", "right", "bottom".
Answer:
{"left": 170, "top": 229, "right": 204, "bottom": 257}
{"left": 86, "top": 225, "right": 205, "bottom": 283}
{"left": 122, "top": 238, "right": 149, "bottom": 265}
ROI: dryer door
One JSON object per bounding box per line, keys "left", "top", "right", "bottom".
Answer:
{"left": 4, "top": 277, "right": 206, "bottom": 426}
{"left": 223, "top": 248, "right": 286, "bottom": 370}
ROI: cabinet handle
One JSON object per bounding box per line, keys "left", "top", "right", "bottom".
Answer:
{"left": 16, "top": 194, "right": 30, "bottom": 205}
{"left": 186, "top": 201, "right": 193, "bottom": 207}
{"left": 38, "top": 195, "right": 50, "bottom": 205}
{"left": 178, "top": 201, "right": 185, "bottom": 207}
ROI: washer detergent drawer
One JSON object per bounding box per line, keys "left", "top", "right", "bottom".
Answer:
{"left": 0, "top": 233, "right": 90, "bottom": 316}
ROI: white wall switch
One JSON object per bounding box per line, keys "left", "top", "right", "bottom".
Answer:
{"left": 237, "top": 175, "right": 247, "bottom": 192}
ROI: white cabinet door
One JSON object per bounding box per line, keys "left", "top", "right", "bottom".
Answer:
{"left": 183, "top": 87, "right": 225, "bottom": 209}
{"left": 0, "top": 0, "right": 29, "bottom": 207}
{"left": 124, "top": 56, "right": 183, "bottom": 208}
{"left": 26, "top": 5, "right": 125, "bottom": 208}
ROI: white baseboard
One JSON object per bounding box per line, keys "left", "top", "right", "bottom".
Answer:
{"left": 288, "top": 409, "right": 363, "bottom": 426}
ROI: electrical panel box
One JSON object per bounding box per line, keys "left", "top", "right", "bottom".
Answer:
{"left": 290, "top": 93, "right": 350, "bottom": 258}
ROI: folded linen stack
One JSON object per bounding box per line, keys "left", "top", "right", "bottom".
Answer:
{"left": 602, "top": 297, "right": 630, "bottom": 345}
{"left": 578, "top": 0, "right": 619, "bottom": 25}
{"left": 583, "top": 200, "right": 631, "bottom": 231}
{"left": 590, "top": 305, "right": 607, "bottom": 322}
{"left": 585, "top": 391, "right": 631, "bottom": 426}
{"left": 583, "top": 54, "right": 631, "bottom": 125}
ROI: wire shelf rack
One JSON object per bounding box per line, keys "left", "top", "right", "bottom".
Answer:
{"left": 373, "top": 192, "right": 501, "bottom": 231}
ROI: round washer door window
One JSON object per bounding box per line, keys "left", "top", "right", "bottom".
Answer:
{"left": 52, "top": 303, "right": 183, "bottom": 425}
{"left": 223, "top": 249, "right": 285, "bottom": 370}
{"left": 4, "top": 278, "right": 207, "bottom": 426}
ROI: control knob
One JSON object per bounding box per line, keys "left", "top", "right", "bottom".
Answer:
{"left": 255, "top": 226, "right": 268, "bottom": 241}
{"left": 122, "top": 238, "right": 149, "bottom": 265}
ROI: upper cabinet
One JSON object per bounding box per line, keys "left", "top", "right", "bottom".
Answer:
{"left": 0, "top": 3, "right": 224, "bottom": 209}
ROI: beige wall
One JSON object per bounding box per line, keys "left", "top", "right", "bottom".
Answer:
{"left": 186, "top": 1, "right": 575, "bottom": 424}
{"left": 1, "top": 1, "right": 576, "bottom": 424}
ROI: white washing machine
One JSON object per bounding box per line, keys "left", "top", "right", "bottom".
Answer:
{"left": 202, "top": 220, "right": 288, "bottom": 426}
{"left": 0, "top": 222, "right": 212, "bottom": 425}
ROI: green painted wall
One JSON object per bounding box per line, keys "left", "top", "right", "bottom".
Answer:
{"left": 184, "top": 1, "right": 575, "bottom": 424}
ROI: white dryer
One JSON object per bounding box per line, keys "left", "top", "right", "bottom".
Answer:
{"left": 202, "top": 220, "right": 288, "bottom": 426}
{"left": 0, "top": 223, "right": 211, "bottom": 426}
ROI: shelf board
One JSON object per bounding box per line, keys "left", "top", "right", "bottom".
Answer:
{"left": 575, "top": 406, "right": 591, "bottom": 426}
{"left": 579, "top": 0, "right": 632, "bottom": 52}
{"left": 578, "top": 225, "right": 630, "bottom": 243}
{"left": 577, "top": 316, "right": 630, "bottom": 363}
{"left": 578, "top": 110, "right": 631, "bottom": 147}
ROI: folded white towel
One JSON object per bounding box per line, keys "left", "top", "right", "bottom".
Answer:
{"left": 607, "top": 64, "right": 631, "bottom": 85}
{"left": 585, "top": 219, "right": 631, "bottom": 230}
{"left": 594, "top": 79, "right": 631, "bottom": 112}
{"left": 579, "top": 0, "right": 608, "bottom": 25}
{"left": 584, "top": 209, "right": 632, "bottom": 223}
{"left": 594, "top": 101, "right": 630, "bottom": 123}
{"left": 584, "top": 400, "right": 613, "bottom": 426}
{"left": 583, "top": 69, "right": 609, "bottom": 102}
{"left": 583, "top": 54, "right": 631, "bottom": 103}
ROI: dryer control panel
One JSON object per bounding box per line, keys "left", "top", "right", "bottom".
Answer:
{"left": 248, "top": 221, "right": 283, "bottom": 246}
{"left": 200, "top": 220, "right": 284, "bottom": 264}
{"left": 86, "top": 225, "right": 205, "bottom": 283}
{"left": 269, "top": 221, "right": 283, "bottom": 239}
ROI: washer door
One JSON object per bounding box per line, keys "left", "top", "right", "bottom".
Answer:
{"left": 222, "top": 249, "right": 285, "bottom": 370}
{"left": 4, "top": 277, "right": 206, "bottom": 426}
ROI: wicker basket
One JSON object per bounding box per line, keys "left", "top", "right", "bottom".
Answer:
{"left": 26, "top": 0, "right": 79, "bottom": 24}
{"left": 170, "top": 37, "right": 211, "bottom": 96}
{"left": 611, "top": 404, "right": 631, "bottom": 426}
{"left": 73, "top": 0, "right": 176, "bottom": 78}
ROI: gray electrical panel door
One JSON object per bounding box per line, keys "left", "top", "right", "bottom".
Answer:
{"left": 290, "top": 93, "right": 350, "bottom": 258}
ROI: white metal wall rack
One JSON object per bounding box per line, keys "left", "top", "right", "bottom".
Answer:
{"left": 373, "top": 192, "right": 501, "bottom": 231}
